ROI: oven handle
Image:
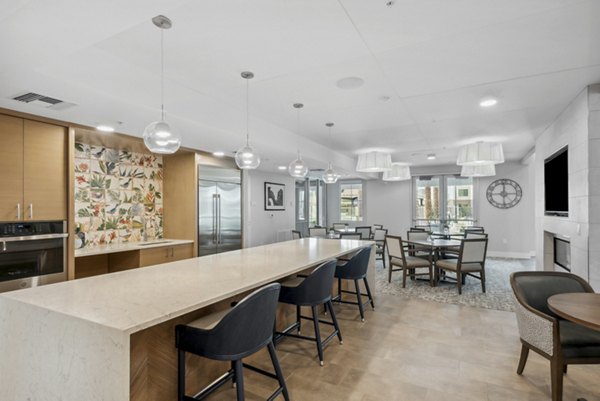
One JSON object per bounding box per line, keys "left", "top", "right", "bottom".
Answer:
{"left": 0, "top": 233, "right": 69, "bottom": 242}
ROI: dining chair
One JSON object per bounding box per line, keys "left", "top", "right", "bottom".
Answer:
{"left": 373, "top": 229, "right": 388, "bottom": 269}
{"left": 510, "top": 271, "right": 600, "bottom": 401}
{"left": 406, "top": 230, "right": 430, "bottom": 258}
{"left": 292, "top": 230, "right": 302, "bottom": 239}
{"left": 355, "top": 226, "right": 372, "bottom": 240}
{"left": 332, "top": 223, "right": 347, "bottom": 231}
{"left": 464, "top": 226, "right": 485, "bottom": 233}
{"left": 385, "top": 235, "right": 433, "bottom": 287}
{"left": 435, "top": 238, "right": 488, "bottom": 294}
{"left": 340, "top": 233, "right": 361, "bottom": 240}
{"left": 309, "top": 227, "right": 327, "bottom": 237}
{"left": 464, "top": 232, "right": 487, "bottom": 239}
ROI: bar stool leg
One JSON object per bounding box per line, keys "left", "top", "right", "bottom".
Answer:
{"left": 178, "top": 350, "right": 186, "bottom": 401}
{"left": 337, "top": 277, "right": 342, "bottom": 301}
{"left": 354, "top": 279, "right": 365, "bottom": 321}
{"left": 311, "top": 305, "right": 324, "bottom": 366}
{"left": 363, "top": 277, "right": 374, "bottom": 310}
{"left": 327, "top": 300, "right": 343, "bottom": 344}
{"left": 267, "top": 341, "right": 290, "bottom": 401}
{"left": 296, "top": 305, "right": 302, "bottom": 334}
{"left": 231, "top": 360, "right": 236, "bottom": 387}
{"left": 234, "top": 359, "right": 245, "bottom": 400}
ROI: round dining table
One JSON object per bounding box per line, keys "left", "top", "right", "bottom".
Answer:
{"left": 548, "top": 293, "right": 600, "bottom": 332}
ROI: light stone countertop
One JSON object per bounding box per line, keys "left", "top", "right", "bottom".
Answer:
{"left": 2, "top": 238, "right": 373, "bottom": 335}
{"left": 74, "top": 239, "right": 194, "bottom": 257}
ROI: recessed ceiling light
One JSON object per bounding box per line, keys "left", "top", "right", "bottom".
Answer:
{"left": 278, "top": 166, "right": 287, "bottom": 170}
{"left": 479, "top": 97, "right": 498, "bottom": 108}
{"left": 427, "top": 154, "right": 436, "bottom": 160}
{"left": 336, "top": 77, "right": 365, "bottom": 90}
{"left": 96, "top": 125, "right": 115, "bottom": 132}
{"left": 213, "top": 151, "right": 225, "bottom": 157}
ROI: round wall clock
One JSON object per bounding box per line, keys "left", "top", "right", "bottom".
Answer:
{"left": 486, "top": 178, "right": 522, "bottom": 209}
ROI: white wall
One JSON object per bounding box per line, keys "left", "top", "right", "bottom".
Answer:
{"left": 242, "top": 170, "right": 296, "bottom": 247}
{"left": 364, "top": 179, "right": 412, "bottom": 236}
{"left": 534, "top": 87, "right": 590, "bottom": 279}
{"left": 477, "top": 161, "right": 535, "bottom": 258}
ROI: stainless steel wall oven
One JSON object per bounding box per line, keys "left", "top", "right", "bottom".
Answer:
{"left": 0, "top": 221, "right": 67, "bottom": 293}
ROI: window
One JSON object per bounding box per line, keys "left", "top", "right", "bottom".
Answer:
{"left": 413, "top": 175, "right": 475, "bottom": 233}
{"left": 340, "top": 182, "right": 363, "bottom": 221}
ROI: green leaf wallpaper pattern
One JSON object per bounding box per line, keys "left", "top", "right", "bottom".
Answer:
{"left": 74, "top": 142, "right": 163, "bottom": 248}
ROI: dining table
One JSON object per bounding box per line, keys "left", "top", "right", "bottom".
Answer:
{"left": 548, "top": 293, "right": 600, "bottom": 332}
{"left": 403, "top": 238, "right": 462, "bottom": 284}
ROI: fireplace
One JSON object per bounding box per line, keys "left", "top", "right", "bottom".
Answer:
{"left": 554, "top": 237, "right": 571, "bottom": 271}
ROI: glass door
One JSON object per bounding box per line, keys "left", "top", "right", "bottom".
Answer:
{"left": 295, "top": 180, "right": 308, "bottom": 236}
{"left": 413, "top": 175, "right": 476, "bottom": 233}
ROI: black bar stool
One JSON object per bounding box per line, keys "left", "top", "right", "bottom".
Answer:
{"left": 175, "top": 283, "right": 289, "bottom": 401}
{"left": 332, "top": 246, "right": 374, "bottom": 321}
{"left": 275, "top": 260, "right": 342, "bottom": 366}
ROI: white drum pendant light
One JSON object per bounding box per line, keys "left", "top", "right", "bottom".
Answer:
{"left": 322, "top": 122, "right": 338, "bottom": 184}
{"left": 288, "top": 103, "right": 308, "bottom": 178}
{"left": 235, "top": 72, "right": 260, "bottom": 169}
{"left": 460, "top": 164, "right": 496, "bottom": 177}
{"left": 382, "top": 162, "right": 411, "bottom": 181}
{"left": 356, "top": 151, "right": 392, "bottom": 172}
{"left": 456, "top": 141, "right": 504, "bottom": 166}
{"left": 143, "top": 15, "right": 182, "bottom": 154}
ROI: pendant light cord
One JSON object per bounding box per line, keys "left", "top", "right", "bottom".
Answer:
{"left": 246, "top": 78, "right": 250, "bottom": 145}
{"left": 160, "top": 28, "right": 165, "bottom": 121}
{"left": 296, "top": 107, "right": 301, "bottom": 159}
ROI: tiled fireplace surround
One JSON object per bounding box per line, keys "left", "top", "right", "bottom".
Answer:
{"left": 535, "top": 84, "right": 600, "bottom": 290}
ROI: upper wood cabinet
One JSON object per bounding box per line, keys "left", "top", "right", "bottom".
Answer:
{"left": 0, "top": 115, "right": 67, "bottom": 221}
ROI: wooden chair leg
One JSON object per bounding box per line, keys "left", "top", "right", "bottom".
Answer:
{"left": 402, "top": 266, "right": 407, "bottom": 288}
{"left": 480, "top": 268, "right": 486, "bottom": 293}
{"left": 550, "top": 356, "right": 564, "bottom": 401}
{"left": 563, "top": 364, "right": 567, "bottom": 374}
{"left": 457, "top": 272, "right": 462, "bottom": 295}
{"left": 388, "top": 261, "right": 393, "bottom": 283}
{"left": 516, "top": 344, "right": 529, "bottom": 375}
{"left": 429, "top": 265, "right": 434, "bottom": 287}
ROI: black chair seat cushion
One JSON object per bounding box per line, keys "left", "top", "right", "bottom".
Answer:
{"left": 560, "top": 320, "right": 600, "bottom": 358}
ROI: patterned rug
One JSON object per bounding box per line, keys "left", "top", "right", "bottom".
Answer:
{"left": 375, "top": 257, "right": 535, "bottom": 311}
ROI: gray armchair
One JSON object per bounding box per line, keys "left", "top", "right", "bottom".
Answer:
{"left": 510, "top": 271, "right": 600, "bottom": 401}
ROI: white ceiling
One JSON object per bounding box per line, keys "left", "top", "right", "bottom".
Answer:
{"left": 1, "top": 0, "right": 599, "bottom": 176}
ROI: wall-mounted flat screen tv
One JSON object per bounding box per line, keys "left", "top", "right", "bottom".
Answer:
{"left": 544, "top": 146, "right": 568, "bottom": 217}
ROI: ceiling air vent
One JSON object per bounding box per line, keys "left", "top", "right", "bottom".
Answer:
{"left": 11, "top": 91, "right": 76, "bottom": 111}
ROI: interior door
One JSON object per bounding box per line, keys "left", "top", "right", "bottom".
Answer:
{"left": 198, "top": 180, "right": 217, "bottom": 256}
{"left": 216, "top": 182, "right": 241, "bottom": 253}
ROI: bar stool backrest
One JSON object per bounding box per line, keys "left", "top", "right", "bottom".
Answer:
{"left": 291, "top": 260, "right": 337, "bottom": 305}
{"left": 176, "top": 283, "right": 281, "bottom": 361}
{"left": 337, "top": 247, "right": 372, "bottom": 280}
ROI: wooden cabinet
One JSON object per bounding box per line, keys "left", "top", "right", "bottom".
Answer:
{"left": 0, "top": 115, "right": 67, "bottom": 221}
{"left": 139, "top": 243, "right": 194, "bottom": 267}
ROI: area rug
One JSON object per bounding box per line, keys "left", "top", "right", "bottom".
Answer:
{"left": 375, "top": 257, "right": 535, "bottom": 311}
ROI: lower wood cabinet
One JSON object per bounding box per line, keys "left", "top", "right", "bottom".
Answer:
{"left": 74, "top": 243, "right": 195, "bottom": 279}
{"left": 139, "top": 244, "right": 194, "bottom": 267}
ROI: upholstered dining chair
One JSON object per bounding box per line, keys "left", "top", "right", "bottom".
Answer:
{"left": 308, "top": 227, "right": 327, "bottom": 237}
{"left": 435, "top": 238, "right": 488, "bottom": 294}
{"left": 332, "top": 223, "right": 347, "bottom": 231}
{"left": 373, "top": 229, "right": 388, "bottom": 269}
{"left": 292, "top": 230, "right": 302, "bottom": 239}
{"left": 510, "top": 271, "right": 600, "bottom": 401}
{"left": 464, "top": 226, "right": 485, "bottom": 233}
{"left": 340, "top": 233, "right": 361, "bottom": 240}
{"left": 385, "top": 235, "right": 433, "bottom": 287}
{"left": 355, "top": 226, "right": 372, "bottom": 240}
{"left": 406, "top": 230, "right": 430, "bottom": 258}
{"left": 371, "top": 224, "right": 383, "bottom": 234}
{"left": 464, "top": 232, "right": 488, "bottom": 239}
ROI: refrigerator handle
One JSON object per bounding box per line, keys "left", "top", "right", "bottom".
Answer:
{"left": 217, "top": 194, "right": 222, "bottom": 245}
{"left": 212, "top": 194, "right": 217, "bottom": 244}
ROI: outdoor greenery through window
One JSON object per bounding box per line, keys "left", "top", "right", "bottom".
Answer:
{"left": 340, "top": 181, "right": 363, "bottom": 221}
{"left": 414, "top": 175, "right": 475, "bottom": 233}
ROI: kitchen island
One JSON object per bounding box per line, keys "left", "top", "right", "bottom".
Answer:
{"left": 0, "top": 238, "right": 374, "bottom": 401}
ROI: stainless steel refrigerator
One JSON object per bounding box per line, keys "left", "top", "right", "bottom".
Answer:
{"left": 198, "top": 165, "right": 242, "bottom": 256}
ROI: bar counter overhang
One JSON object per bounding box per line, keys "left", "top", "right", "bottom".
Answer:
{"left": 0, "top": 238, "right": 375, "bottom": 401}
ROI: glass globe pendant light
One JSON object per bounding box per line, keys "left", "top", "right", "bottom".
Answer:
{"left": 322, "top": 123, "right": 338, "bottom": 184}
{"left": 235, "top": 72, "right": 260, "bottom": 169}
{"left": 143, "top": 15, "right": 181, "bottom": 154}
{"left": 288, "top": 103, "right": 308, "bottom": 178}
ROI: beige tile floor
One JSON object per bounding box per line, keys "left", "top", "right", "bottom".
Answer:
{"left": 199, "top": 294, "right": 600, "bottom": 400}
